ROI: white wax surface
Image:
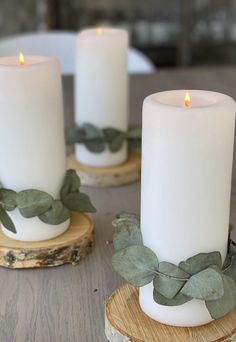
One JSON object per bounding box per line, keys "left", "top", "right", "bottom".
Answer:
{"left": 2, "top": 210, "right": 69, "bottom": 242}
{"left": 140, "top": 90, "right": 235, "bottom": 326}
{"left": 0, "top": 55, "right": 69, "bottom": 241}
{"left": 75, "top": 28, "right": 128, "bottom": 167}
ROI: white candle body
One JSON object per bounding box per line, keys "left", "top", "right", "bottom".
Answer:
{"left": 0, "top": 56, "right": 69, "bottom": 241}
{"left": 75, "top": 28, "right": 128, "bottom": 167}
{"left": 140, "top": 90, "right": 235, "bottom": 326}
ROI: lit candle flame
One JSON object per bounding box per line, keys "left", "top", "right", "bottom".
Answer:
{"left": 96, "top": 27, "right": 103, "bottom": 35}
{"left": 19, "top": 52, "right": 25, "bottom": 66}
{"left": 184, "top": 91, "right": 191, "bottom": 108}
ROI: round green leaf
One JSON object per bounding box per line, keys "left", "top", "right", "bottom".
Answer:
{"left": 103, "top": 128, "right": 125, "bottom": 152}
{"left": 181, "top": 266, "right": 224, "bottom": 301}
{"left": 0, "top": 189, "right": 17, "bottom": 211}
{"left": 0, "top": 204, "right": 16, "bottom": 233}
{"left": 206, "top": 275, "right": 236, "bottom": 319}
{"left": 103, "top": 128, "right": 122, "bottom": 139}
{"left": 127, "top": 126, "right": 142, "bottom": 139}
{"left": 16, "top": 190, "right": 53, "bottom": 218}
{"left": 113, "top": 222, "right": 142, "bottom": 252}
{"left": 84, "top": 139, "right": 105, "bottom": 153}
{"left": 127, "top": 126, "right": 142, "bottom": 152}
{"left": 66, "top": 127, "right": 82, "bottom": 144}
{"left": 112, "top": 245, "right": 158, "bottom": 287}
{"left": 179, "top": 252, "right": 222, "bottom": 275}
{"left": 39, "top": 200, "right": 70, "bottom": 225}
{"left": 153, "top": 289, "right": 191, "bottom": 306}
{"left": 115, "top": 212, "right": 140, "bottom": 224}
{"left": 83, "top": 123, "right": 104, "bottom": 139}
{"left": 62, "top": 192, "right": 96, "bottom": 213}
{"left": 60, "top": 169, "right": 80, "bottom": 200}
{"left": 128, "top": 138, "right": 141, "bottom": 151}
{"left": 108, "top": 134, "right": 125, "bottom": 152}
{"left": 153, "top": 262, "right": 189, "bottom": 299}
{"left": 112, "top": 213, "right": 142, "bottom": 251}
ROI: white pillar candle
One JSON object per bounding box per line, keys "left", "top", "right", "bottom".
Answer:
{"left": 75, "top": 28, "right": 128, "bottom": 167}
{"left": 0, "top": 55, "right": 69, "bottom": 241}
{"left": 139, "top": 90, "right": 235, "bottom": 327}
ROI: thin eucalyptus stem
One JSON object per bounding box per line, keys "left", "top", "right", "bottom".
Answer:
{"left": 154, "top": 270, "right": 189, "bottom": 282}
{"left": 222, "top": 263, "right": 231, "bottom": 273}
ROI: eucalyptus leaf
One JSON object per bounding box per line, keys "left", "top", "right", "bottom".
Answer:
{"left": 0, "top": 204, "right": 16, "bottom": 233}
{"left": 108, "top": 134, "right": 125, "bottom": 152}
{"left": 103, "top": 127, "right": 122, "bottom": 140}
{"left": 112, "top": 213, "right": 140, "bottom": 231}
{"left": 66, "top": 124, "right": 142, "bottom": 153}
{"left": 84, "top": 139, "right": 105, "bottom": 153}
{"left": 179, "top": 252, "right": 222, "bottom": 275}
{"left": 127, "top": 126, "right": 142, "bottom": 139}
{"left": 66, "top": 127, "right": 81, "bottom": 144}
{"left": 115, "top": 212, "right": 140, "bottom": 223}
{"left": 206, "top": 275, "right": 236, "bottom": 319}
{"left": 113, "top": 217, "right": 142, "bottom": 251}
{"left": 127, "top": 126, "right": 142, "bottom": 151}
{"left": 128, "top": 138, "right": 141, "bottom": 151}
{"left": 153, "top": 262, "right": 189, "bottom": 299}
{"left": 16, "top": 190, "right": 53, "bottom": 218}
{"left": 103, "top": 128, "right": 125, "bottom": 152}
{"left": 181, "top": 266, "right": 224, "bottom": 301}
{"left": 0, "top": 189, "right": 17, "bottom": 211}
{"left": 112, "top": 245, "right": 158, "bottom": 287}
{"left": 60, "top": 169, "right": 80, "bottom": 199}
{"left": 39, "top": 200, "right": 70, "bottom": 225}
{"left": 153, "top": 289, "right": 191, "bottom": 306}
{"left": 225, "top": 255, "right": 236, "bottom": 283}
{"left": 109, "top": 212, "right": 236, "bottom": 316}
{"left": 83, "top": 123, "right": 104, "bottom": 139}
{"left": 62, "top": 192, "right": 96, "bottom": 213}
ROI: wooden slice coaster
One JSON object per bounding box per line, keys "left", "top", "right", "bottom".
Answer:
{"left": 0, "top": 212, "right": 94, "bottom": 269}
{"left": 105, "top": 284, "right": 236, "bottom": 342}
{"left": 67, "top": 151, "right": 141, "bottom": 187}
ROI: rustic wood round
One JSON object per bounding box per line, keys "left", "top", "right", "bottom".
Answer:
{"left": 0, "top": 212, "right": 94, "bottom": 269}
{"left": 105, "top": 284, "right": 236, "bottom": 342}
{"left": 66, "top": 151, "right": 141, "bottom": 187}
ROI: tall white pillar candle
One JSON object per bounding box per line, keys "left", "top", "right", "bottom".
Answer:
{"left": 140, "top": 90, "right": 235, "bottom": 326}
{"left": 0, "top": 55, "right": 69, "bottom": 241}
{"left": 75, "top": 28, "right": 128, "bottom": 167}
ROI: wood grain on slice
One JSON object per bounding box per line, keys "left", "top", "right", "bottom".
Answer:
{"left": 0, "top": 212, "right": 94, "bottom": 268}
{"left": 105, "top": 284, "right": 236, "bottom": 342}
{"left": 66, "top": 152, "right": 141, "bottom": 187}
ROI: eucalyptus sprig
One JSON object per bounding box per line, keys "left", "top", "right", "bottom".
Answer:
{"left": 66, "top": 123, "right": 141, "bottom": 153}
{"left": 111, "top": 213, "right": 236, "bottom": 319}
{"left": 0, "top": 170, "right": 96, "bottom": 234}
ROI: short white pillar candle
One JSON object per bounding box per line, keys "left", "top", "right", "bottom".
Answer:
{"left": 75, "top": 28, "right": 128, "bottom": 167}
{"left": 0, "top": 55, "right": 69, "bottom": 241}
{"left": 139, "top": 90, "right": 235, "bottom": 326}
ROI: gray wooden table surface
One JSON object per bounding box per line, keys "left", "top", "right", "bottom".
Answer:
{"left": 0, "top": 68, "right": 236, "bottom": 342}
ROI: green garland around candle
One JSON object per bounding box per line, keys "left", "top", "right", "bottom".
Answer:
{"left": 0, "top": 170, "right": 96, "bottom": 233}
{"left": 111, "top": 213, "right": 236, "bottom": 319}
{"left": 66, "top": 123, "right": 141, "bottom": 153}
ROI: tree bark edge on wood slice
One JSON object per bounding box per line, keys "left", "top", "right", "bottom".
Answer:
{"left": 105, "top": 284, "right": 236, "bottom": 342}
{"left": 0, "top": 212, "right": 94, "bottom": 269}
{"left": 66, "top": 152, "right": 141, "bottom": 187}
